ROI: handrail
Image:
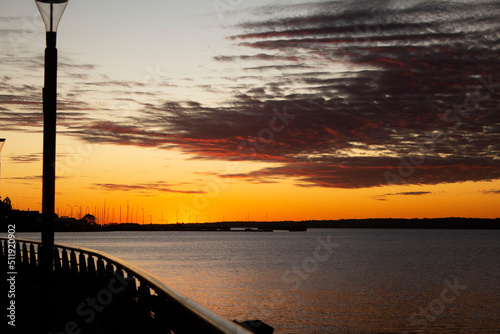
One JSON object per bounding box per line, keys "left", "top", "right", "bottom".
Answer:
{"left": 0, "top": 237, "right": 253, "bottom": 334}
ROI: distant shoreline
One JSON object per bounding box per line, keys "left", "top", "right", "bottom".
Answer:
{"left": 3, "top": 217, "right": 499, "bottom": 232}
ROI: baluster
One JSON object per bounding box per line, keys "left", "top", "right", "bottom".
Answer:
{"left": 96, "top": 257, "right": 106, "bottom": 283}
{"left": 15, "top": 241, "right": 22, "bottom": 265}
{"left": 126, "top": 271, "right": 137, "bottom": 293}
{"left": 70, "top": 250, "right": 78, "bottom": 275}
{"left": 29, "top": 244, "right": 37, "bottom": 267}
{"left": 79, "top": 252, "right": 87, "bottom": 276}
{"left": 87, "top": 255, "right": 96, "bottom": 281}
{"left": 138, "top": 281, "right": 151, "bottom": 305}
{"left": 22, "top": 242, "right": 29, "bottom": 266}
{"left": 61, "top": 249, "right": 70, "bottom": 272}
{"left": 106, "top": 261, "right": 115, "bottom": 278}
{"left": 151, "top": 290, "right": 170, "bottom": 329}
{"left": 114, "top": 267, "right": 127, "bottom": 293}
{"left": 118, "top": 268, "right": 136, "bottom": 299}
{"left": 53, "top": 248, "right": 62, "bottom": 271}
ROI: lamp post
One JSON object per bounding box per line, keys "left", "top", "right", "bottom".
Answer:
{"left": 35, "top": 1, "right": 68, "bottom": 332}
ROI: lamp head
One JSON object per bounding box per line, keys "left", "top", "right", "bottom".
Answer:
{"left": 0, "top": 139, "right": 5, "bottom": 153}
{"left": 35, "top": 0, "right": 68, "bottom": 32}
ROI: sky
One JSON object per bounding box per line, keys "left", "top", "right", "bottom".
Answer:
{"left": 0, "top": 0, "right": 499, "bottom": 223}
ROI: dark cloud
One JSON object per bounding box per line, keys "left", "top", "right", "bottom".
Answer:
{"left": 214, "top": 54, "right": 301, "bottom": 62}
{"left": 0, "top": 108, "right": 91, "bottom": 132}
{"left": 373, "top": 191, "right": 432, "bottom": 201}
{"left": 4, "top": 175, "right": 43, "bottom": 185}
{"left": 5, "top": 175, "right": 66, "bottom": 182}
{"left": 90, "top": 181, "right": 205, "bottom": 195}
{"left": 9, "top": 153, "right": 42, "bottom": 163}
{"left": 5, "top": 175, "right": 42, "bottom": 180}
{"left": 6, "top": 0, "right": 498, "bottom": 190}
{"left": 394, "top": 192, "right": 432, "bottom": 196}
{"left": 0, "top": 71, "right": 96, "bottom": 132}
{"left": 72, "top": 0, "right": 500, "bottom": 188}
{"left": 218, "top": 156, "right": 500, "bottom": 188}
{"left": 243, "top": 64, "right": 312, "bottom": 71}
{"left": 481, "top": 189, "right": 500, "bottom": 195}
{"left": 0, "top": 111, "right": 43, "bottom": 132}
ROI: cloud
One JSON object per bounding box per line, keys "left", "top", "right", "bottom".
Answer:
{"left": 394, "top": 192, "right": 432, "bottom": 196}
{"left": 373, "top": 190, "right": 432, "bottom": 200}
{"left": 9, "top": 153, "right": 42, "bottom": 163}
{"left": 5, "top": 175, "right": 42, "bottom": 181}
{"left": 5, "top": 175, "right": 67, "bottom": 183}
{"left": 371, "top": 190, "right": 434, "bottom": 201}
{"left": 4, "top": 0, "right": 499, "bottom": 190}
{"left": 481, "top": 189, "right": 500, "bottom": 195}
{"left": 218, "top": 155, "right": 500, "bottom": 188}
{"left": 4, "top": 175, "right": 43, "bottom": 185}
{"left": 0, "top": 111, "right": 42, "bottom": 132}
{"left": 89, "top": 181, "right": 205, "bottom": 195}
{"left": 214, "top": 54, "right": 301, "bottom": 62}
{"left": 243, "top": 64, "right": 312, "bottom": 71}
{"left": 72, "top": 0, "right": 500, "bottom": 188}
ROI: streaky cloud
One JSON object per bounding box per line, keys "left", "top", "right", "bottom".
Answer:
{"left": 11, "top": 0, "right": 497, "bottom": 190}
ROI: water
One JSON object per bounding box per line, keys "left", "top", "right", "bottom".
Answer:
{"left": 8, "top": 229, "right": 500, "bottom": 333}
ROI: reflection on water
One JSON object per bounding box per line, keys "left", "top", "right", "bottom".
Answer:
{"left": 11, "top": 229, "right": 500, "bottom": 333}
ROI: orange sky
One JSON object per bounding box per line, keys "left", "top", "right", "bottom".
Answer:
{"left": 2, "top": 136, "right": 499, "bottom": 223}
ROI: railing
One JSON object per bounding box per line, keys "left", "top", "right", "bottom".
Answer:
{"left": 0, "top": 237, "right": 252, "bottom": 334}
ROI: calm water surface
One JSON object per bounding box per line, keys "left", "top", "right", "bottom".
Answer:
{"left": 12, "top": 229, "right": 500, "bottom": 333}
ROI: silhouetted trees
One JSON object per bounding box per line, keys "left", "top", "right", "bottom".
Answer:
{"left": 81, "top": 214, "right": 97, "bottom": 225}
{"left": 0, "top": 196, "right": 12, "bottom": 223}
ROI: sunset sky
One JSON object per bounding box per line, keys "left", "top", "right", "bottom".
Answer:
{"left": 1, "top": 0, "right": 499, "bottom": 223}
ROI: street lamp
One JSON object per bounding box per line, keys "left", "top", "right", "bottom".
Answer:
{"left": 35, "top": 1, "right": 68, "bottom": 333}
{"left": 36, "top": 0, "right": 68, "bottom": 32}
